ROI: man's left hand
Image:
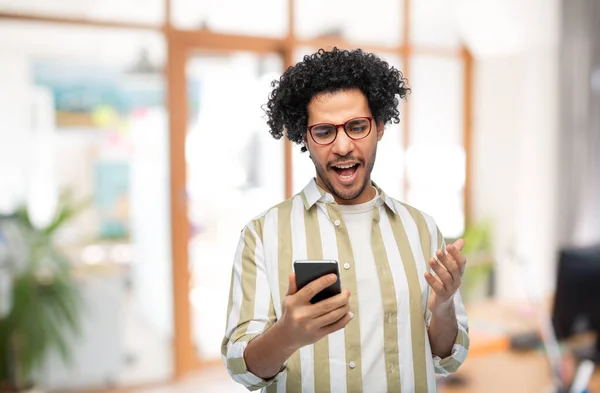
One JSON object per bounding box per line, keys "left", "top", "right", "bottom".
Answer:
{"left": 425, "top": 238, "right": 467, "bottom": 315}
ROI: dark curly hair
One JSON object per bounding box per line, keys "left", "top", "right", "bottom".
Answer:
{"left": 264, "top": 47, "right": 410, "bottom": 152}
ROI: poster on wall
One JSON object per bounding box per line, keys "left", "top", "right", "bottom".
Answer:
{"left": 94, "top": 161, "right": 130, "bottom": 240}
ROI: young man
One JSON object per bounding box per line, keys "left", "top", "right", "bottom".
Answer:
{"left": 222, "top": 48, "right": 469, "bottom": 393}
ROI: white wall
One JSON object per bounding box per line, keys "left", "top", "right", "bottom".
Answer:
{"left": 468, "top": 2, "right": 561, "bottom": 299}
{"left": 0, "top": 56, "right": 33, "bottom": 213}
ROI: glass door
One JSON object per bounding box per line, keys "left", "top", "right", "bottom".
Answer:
{"left": 184, "top": 50, "right": 285, "bottom": 362}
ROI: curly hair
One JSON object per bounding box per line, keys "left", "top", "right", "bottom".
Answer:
{"left": 264, "top": 47, "right": 410, "bottom": 152}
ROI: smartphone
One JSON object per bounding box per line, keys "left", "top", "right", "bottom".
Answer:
{"left": 293, "top": 259, "right": 341, "bottom": 304}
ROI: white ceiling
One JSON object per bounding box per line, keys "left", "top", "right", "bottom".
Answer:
{"left": 0, "top": 0, "right": 561, "bottom": 63}
{"left": 0, "top": 0, "right": 163, "bottom": 24}
{"left": 0, "top": 20, "right": 165, "bottom": 67}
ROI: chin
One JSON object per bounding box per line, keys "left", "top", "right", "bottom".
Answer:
{"left": 334, "top": 187, "right": 361, "bottom": 200}
{"left": 330, "top": 179, "right": 366, "bottom": 201}
{"left": 316, "top": 164, "right": 369, "bottom": 201}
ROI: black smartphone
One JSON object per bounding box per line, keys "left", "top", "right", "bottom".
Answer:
{"left": 293, "top": 260, "right": 341, "bottom": 304}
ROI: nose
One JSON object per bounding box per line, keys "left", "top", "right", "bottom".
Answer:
{"left": 331, "top": 126, "right": 355, "bottom": 157}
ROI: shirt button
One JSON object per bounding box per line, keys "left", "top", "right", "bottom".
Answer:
{"left": 334, "top": 219, "right": 341, "bottom": 227}
{"left": 343, "top": 263, "right": 351, "bottom": 270}
{"left": 387, "top": 313, "right": 394, "bottom": 323}
{"left": 349, "top": 361, "right": 356, "bottom": 369}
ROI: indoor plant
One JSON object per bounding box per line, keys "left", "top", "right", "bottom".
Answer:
{"left": 460, "top": 219, "right": 495, "bottom": 303}
{"left": 0, "top": 194, "right": 86, "bottom": 392}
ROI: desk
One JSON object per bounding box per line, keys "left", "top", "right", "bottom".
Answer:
{"left": 438, "top": 298, "right": 600, "bottom": 393}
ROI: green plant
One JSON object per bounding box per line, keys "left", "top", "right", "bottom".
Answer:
{"left": 461, "top": 220, "right": 493, "bottom": 256}
{"left": 0, "top": 193, "right": 87, "bottom": 391}
{"left": 460, "top": 220, "right": 495, "bottom": 302}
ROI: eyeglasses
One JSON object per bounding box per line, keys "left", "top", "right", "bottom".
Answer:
{"left": 307, "top": 116, "right": 373, "bottom": 145}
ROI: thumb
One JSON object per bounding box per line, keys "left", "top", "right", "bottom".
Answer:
{"left": 286, "top": 273, "right": 298, "bottom": 296}
{"left": 453, "top": 238, "right": 465, "bottom": 252}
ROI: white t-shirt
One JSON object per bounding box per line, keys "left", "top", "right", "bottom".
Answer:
{"left": 338, "top": 188, "right": 387, "bottom": 393}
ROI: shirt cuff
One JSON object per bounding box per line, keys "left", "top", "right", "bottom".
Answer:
{"left": 224, "top": 333, "right": 286, "bottom": 390}
{"left": 432, "top": 325, "right": 470, "bottom": 376}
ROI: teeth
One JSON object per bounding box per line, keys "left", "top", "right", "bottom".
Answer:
{"left": 334, "top": 164, "right": 356, "bottom": 169}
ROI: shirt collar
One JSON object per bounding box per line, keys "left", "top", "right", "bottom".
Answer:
{"left": 300, "top": 178, "right": 397, "bottom": 214}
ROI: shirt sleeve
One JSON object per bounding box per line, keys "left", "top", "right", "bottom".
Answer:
{"left": 425, "top": 226, "right": 470, "bottom": 376}
{"left": 221, "top": 223, "right": 284, "bottom": 390}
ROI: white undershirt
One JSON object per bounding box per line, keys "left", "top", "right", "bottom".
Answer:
{"left": 338, "top": 188, "right": 387, "bottom": 393}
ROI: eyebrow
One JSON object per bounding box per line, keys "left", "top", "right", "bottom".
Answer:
{"left": 309, "top": 116, "right": 370, "bottom": 125}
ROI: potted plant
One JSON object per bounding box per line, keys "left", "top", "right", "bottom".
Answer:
{"left": 0, "top": 194, "right": 86, "bottom": 392}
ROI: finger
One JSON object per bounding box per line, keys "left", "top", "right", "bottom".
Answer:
{"left": 425, "top": 271, "right": 446, "bottom": 295}
{"left": 321, "top": 312, "right": 353, "bottom": 336}
{"left": 446, "top": 244, "right": 467, "bottom": 275}
{"left": 298, "top": 273, "right": 338, "bottom": 303}
{"left": 311, "top": 289, "right": 350, "bottom": 318}
{"left": 446, "top": 244, "right": 467, "bottom": 264}
{"left": 429, "top": 254, "right": 453, "bottom": 285}
{"left": 286, "top": 273, "right": 298, "bottom": 296}
{"left": 314, "top": 303, "right": 351, "bottom": 328}
{"left": 436, "top": 249, "right": 460, "bottom": 281}
{"left": 452, "top": 238, "right": 465, "bottom": 252}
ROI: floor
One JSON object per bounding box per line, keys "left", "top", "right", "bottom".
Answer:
{"left": 108, "top": 343, "right": 600, "bottom": 393}
{"left": 124, "top": 366, "right": 246, "bottom": 393}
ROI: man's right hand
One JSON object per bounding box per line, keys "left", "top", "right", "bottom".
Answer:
{"left": 243, "top": 272, "right": 352, "bottom": 379}
{"left": 278, "top": 272, "right": 352, "bottom": 350}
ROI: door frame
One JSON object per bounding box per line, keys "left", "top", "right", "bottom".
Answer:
{"left": 165, "top": 29, "right": 295, "bottom": 376}
{"left": 164, "top": 1, "right": 473, "bottom": 377}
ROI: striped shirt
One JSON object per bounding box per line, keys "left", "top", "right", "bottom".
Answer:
{"left": 222, "top": 179, "right": 470, "bottom": 393}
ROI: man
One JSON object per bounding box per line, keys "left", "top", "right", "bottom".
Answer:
{"left": 222, "top": 48, "right": 469, "bottom": 393}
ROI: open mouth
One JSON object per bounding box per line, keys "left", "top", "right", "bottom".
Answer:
{"left": 331, "top": 163, "right": 359, "bottom": 183}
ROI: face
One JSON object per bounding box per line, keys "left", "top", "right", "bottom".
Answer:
{"left": 305, "top": 89, "right": 384, "bottom": 205}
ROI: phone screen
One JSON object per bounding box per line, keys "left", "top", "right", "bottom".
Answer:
{"left": 293, "top": 260, "right": 341, "bottom": 304}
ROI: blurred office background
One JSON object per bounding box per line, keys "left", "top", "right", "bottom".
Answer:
{"left": 0, "top": 0, "right": 599, "bottom": 392}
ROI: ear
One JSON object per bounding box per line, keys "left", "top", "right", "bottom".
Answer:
{"left": 376, "top": 121, "right": 385, "bottom": 141}
{"left": 303, "top": 133, "right": 308, "bottom": 145}
{"left": 303, "top": 134, "right": 311, "bottom": 151}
